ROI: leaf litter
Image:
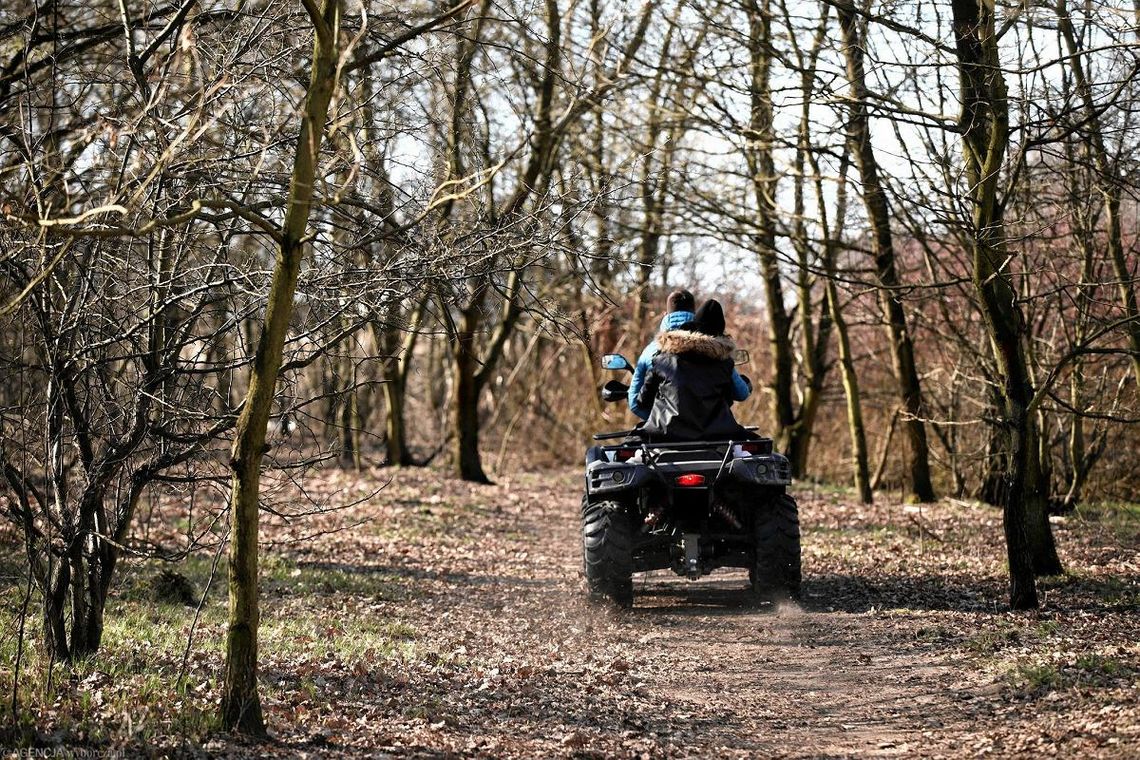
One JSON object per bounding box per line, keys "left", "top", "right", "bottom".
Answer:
{"left": 2, "top": 467, "right": 1137, "bottom": 757}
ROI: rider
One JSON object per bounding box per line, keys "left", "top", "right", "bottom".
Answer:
{"left": 633, "top": 299, "right": 752, "bottom": 441}
{"left": 628, "top": 291, "right": 751, "bottom": 419}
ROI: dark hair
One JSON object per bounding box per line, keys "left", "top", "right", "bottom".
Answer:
{"left": 692, "top": 299, "right": 726, "bottom": 336}
{"left": 666, "top": 289, "right": 695, "bottom": 313}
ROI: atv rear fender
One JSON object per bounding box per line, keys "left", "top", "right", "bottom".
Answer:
{"left": 584, "top": 448, "right": 792, "bottom": 498}
{"left": 725, "top": 455, "right": 792, "bottom": 487}
{"left": 585, "top": 459, "right": 652, "bottom": 497}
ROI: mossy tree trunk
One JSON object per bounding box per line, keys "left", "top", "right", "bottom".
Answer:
{"left": 220, "top": 0, "right": 342, "bottom": 735}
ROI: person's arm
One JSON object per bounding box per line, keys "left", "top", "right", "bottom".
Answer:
{"left": 730, "top": 367, "right": 752, "bottom": 402}
{"left": 635, "top": 363, "right": 661, "bottom": 419}
{"left": 627, "top": 344, "right": 656, "bottom": 419}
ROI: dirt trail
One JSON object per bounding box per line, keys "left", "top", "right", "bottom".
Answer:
{"left": 616, "top": 586, "right": 958, "bottom": 757}
{"left": 275, "top": 468, "right": 988, "bottom": 758}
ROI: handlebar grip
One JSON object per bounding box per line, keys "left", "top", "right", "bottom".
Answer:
{"left": 592, "top": 430, "right": 635, "bottom": 441}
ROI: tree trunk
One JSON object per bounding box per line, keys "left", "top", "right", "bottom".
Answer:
{"left": 929, "top": 386, "right": 967, "bottom": 498}
{"left": 950, "top": 0, "right": 1039, "bottom": 609}
{"left": 383, "top": 376, "right": 411, "bottom": 466}
{"left": 808, "top": 127, "right": 870, "bottom": 503}
{"left": 373, "top": 303, "right": 422, "bottom": 468}
{"left": 453, "top": 306, "right": 490, "bottom": 483}
{"left": 1025, "top": 423, "right": 1062, "bottom": 574}
{"left": 438, "top": 0, "right": 549, "bottom": 483}
{"left": 632, "top": 238, "right": 657, "bottom": 337}
{"left": 977, "top": 408, "right": 1009, "bottom": 505}
{"left": 67, "top": 529, "right": 91, "bottom": 658}
{"left": 587, "top": 0, "right": 615, "bottom": 295}
{"left": 374, "top": 312, "right": 418, "bottom": 467}
{"left": 39, "top": 544, "right": 110, "bottom": 663}
{"left": 870, "top": 409, "right": 899, "bottom": 491}
{"left": 784, "top": 11, "right": 832, "bottom": 477}
{"left": 1064, "top": 185, "right": 1096, "bottom": 508}
{"left": 42, "top": 560, "right": 70, "bottom": 661}
{"left": 746, "top": 0, "right": 796, "bottom": 454}
{"left": 631, "top": 14, "right": 684, "bottom": 335}
{"left": 71, "top": 560, "right": 108, "bottom": 659}
{"left": 375, "top": 317, "right": 413, "bottom": 456}
{"left": 221, "top": 0, "right": 342, "bottom": 735}
{"left": 838, "top": 5, "right": 934, "bottom": 503}
{"left": 827, "top": 279, "right": 873, "bottom": 504}
{"left": 1064, "top": 362, "right": 1087, "bottom": 507}
{"left": 338, "top": 356, "right": 360, "bottom": 470}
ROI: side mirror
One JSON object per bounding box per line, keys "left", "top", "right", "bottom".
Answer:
{"left": 734, "top": 349, "right": 750, "bottom": 366}
{"left": 601, "top": 379, "right": 629, "bottom": 402}
{"left": 602, "top": 353, "right": 632, "bottom": 372}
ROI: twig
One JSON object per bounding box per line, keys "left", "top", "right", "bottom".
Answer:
{"left": 870, "top": 408, "right": 900, "bottom": 491}
{"left": 10, "top": 557, "right": 33, "bottom": 722}
{"left": 176, "top": 526, "right": 227, "bottom": 690}
{"left": 906, "top": 514, "right": 946, "bottom": 544}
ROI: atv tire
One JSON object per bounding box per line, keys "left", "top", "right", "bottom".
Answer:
{"left": 750, "top": 492, "right": 801, "bottom": 600}
{"left": 582, "top": 498, "right": 634, "bottom": 608}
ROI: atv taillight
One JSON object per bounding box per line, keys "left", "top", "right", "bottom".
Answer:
{"left": 615, "top": 447, "right": 637, "bottom": 462}
{"left": 739, "top": 440, "right": 771, "bottom": 456}
{"left": 675, "top": 473, "right": 706, "bottom": 487}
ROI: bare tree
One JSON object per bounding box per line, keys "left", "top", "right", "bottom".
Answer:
{"left": 836, "top": 0, "right": 935, "bottom": 502}
{"left": 949, "top": 0, "right": 1040, "bottom": 609}
{"left": 433, "top": 0, "right": 654, "bottom": 482}
{"left": 1055, "top": 0, "right": 1140, "bottom": 387}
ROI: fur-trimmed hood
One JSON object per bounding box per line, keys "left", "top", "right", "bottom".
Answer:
{"left": 656, "top": 329, "right": 736, "bottom": 360}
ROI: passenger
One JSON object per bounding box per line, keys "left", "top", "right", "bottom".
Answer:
{"left": 628, "top": 290, "right": 750, "bottom": 419}
{"left": 634, "top": 299, "right": 752, "bottom": 442}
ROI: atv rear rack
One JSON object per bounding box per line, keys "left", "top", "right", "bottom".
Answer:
{"left": 592, "top": 427, "right": 760, "bottom": 442}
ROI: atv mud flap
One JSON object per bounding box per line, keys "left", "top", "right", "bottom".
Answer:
{"left": 682, "top": 534, "right": 700, "bottom": 579}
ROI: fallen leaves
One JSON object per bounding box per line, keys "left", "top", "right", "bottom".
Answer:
{"left": 2, "top": 466, "right": 1137, "bottom": 757}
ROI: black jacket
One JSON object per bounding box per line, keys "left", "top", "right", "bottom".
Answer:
{"left": 634, "top": 329, "right": 748, "bottom": 441}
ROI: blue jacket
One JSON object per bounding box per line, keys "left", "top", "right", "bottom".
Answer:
{"left": 628, "top": 311, "right": 751, "bottom": 419}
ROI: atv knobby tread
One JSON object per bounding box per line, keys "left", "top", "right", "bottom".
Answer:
{"left": 581, "top": 498, "right": 634, "bottom": 608}
{"left": 750, "top": 492, "right": 802, "bottom": 600}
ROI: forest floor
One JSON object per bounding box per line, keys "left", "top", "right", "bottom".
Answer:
{"left": 2, "top": 465, "right": 1139, "bottom": 758}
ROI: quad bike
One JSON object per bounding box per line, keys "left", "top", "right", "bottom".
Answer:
{"left": 581, "top": 353, "right": 801, "bottom": 608}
